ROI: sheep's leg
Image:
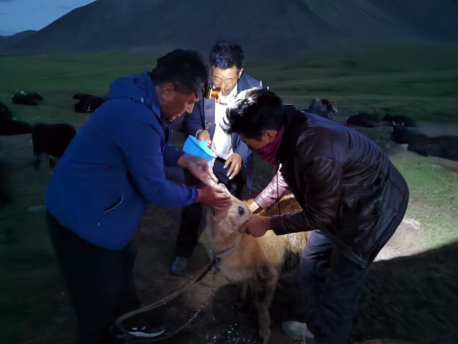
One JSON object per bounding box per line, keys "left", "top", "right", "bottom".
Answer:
{"left": 253, "top": 268, "right": 278, "bottom": 344}
{"left": 236, "top": 282, "right": 249, "bottom": 308}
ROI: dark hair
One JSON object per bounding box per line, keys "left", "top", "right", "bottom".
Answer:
{"left": 209, "top": 41, "right": 245, "bottom": 72}
{"left": 151, "top": 49, "right": 208, "bottom": 97}
{"left": 225, "top": 88, "right": 284, "bottom": 140}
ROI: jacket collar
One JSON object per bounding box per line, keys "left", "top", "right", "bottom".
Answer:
{"left": 277, "top": 106, "right": 308, "bottom": 163}
{"left": 104, "top": 71, "right": 163, "bottom": 122}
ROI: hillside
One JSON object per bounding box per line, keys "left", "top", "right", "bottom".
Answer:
{"left": 1, "top": 0, "right": 458, "bottom": 57}
{"left": 0, "top": 30, "right": 36, "bottom": 50}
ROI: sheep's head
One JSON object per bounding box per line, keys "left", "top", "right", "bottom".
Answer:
{"left": 209, "top": 184, "right": 251, "bottom": 234}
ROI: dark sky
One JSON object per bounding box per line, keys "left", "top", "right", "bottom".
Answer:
{"left": 0, "top": 0, "right": 95, "bottom": 36}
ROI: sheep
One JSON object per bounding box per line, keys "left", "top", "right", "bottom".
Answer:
{"left": 204, "top": 189, "right": 308, "bottom": 344}
{"left": 11, "top": 91, "right": 44, "bottom": 106}
{"left": 31, "top": 123, "right": 76, "bottom": 168}
{"left": 73, "top": 93, "right": 104, "bottom": 113}
{"left": 306, "top": 98, "right": 338, "bottom": 118}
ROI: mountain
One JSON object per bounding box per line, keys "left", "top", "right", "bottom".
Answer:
{"left": 0, "top": 30, "right": 36, "bottom": 50}
{"left": 2, "top": 0, "right": 458, "bottom": 57}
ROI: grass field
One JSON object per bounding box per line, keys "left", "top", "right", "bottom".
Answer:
{"left": 1, "top": 45, "right": 458, "bottom": 344}
{"left": 1, "top": 45, "right": 458, "bottom": 124}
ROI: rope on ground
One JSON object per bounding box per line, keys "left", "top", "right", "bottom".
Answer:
{"left": 113, "top": 256, "right": 221, "bottom": 343}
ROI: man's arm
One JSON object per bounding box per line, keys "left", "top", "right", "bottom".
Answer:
{"left": 251, "top": 166, "right": 289, "bottom": 211}
{"left": 115, "top": 108, "right": 199, "bottom": 209}
{"left": 270, "top": 156, "right": 344, "bottom": 235}
{"left": 121, "top": 120, "right": 221, "bottom": 203}
{"left": 163, "top": 144, "right": 185, "bottom": 167}
{"left": 232, "top": 133, "right": 252, "bottom": 164}
{"left": 222, "top": 134, "right": 251, "bottom": 180}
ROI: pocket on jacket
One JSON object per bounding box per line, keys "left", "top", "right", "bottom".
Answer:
{"left": 103, "top": 192, "right": 125, "bottom": 214}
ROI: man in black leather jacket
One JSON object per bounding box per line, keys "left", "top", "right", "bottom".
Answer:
{"left": 225, "top": 88, "right": 409, "bottom": 344}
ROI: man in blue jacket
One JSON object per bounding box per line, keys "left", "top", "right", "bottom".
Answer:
{"left": 170, "top": 42, "right": 263, "bottom": 275}
{"left": 45, "top": 50, "right": 230, "bottom": 344}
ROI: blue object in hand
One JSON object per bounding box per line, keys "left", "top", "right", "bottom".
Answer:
{"left": 183, "top": 136, "right": 216, "bottom": 162}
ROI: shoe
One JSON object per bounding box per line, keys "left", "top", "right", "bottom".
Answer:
{"left": 126, "top": 323, "right": 165, "bottom": 338}
{"left": 170, "top": 256, "right": 189, "bottom": 276}
{"left": 282, "top": 321, "right": 314, "bottom": 342}
{"left": 112, "top": 321, "right": 166, "bottom": 339}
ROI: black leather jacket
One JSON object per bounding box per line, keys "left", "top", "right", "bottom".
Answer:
{"left": 261, "top": 107, "right": 409, "bottom": 267}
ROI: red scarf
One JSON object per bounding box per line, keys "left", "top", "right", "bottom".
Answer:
{"left": 252, "top": 126, "right": 285, "bottom": 165}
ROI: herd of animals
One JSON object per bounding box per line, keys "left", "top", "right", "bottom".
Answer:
{"left": 1, "top": 91, "right": 456, "bottom": 168}
{"left": 345, "top": 111, "right": 458, "bottom": 161}
{"left": 0, "top": 91, "right": 456, "bottom": 206}
{"left": 0, "top": 91, "right": 104, "bottom": 168}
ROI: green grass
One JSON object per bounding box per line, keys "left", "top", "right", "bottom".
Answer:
{"left": 247, "top": 45, "right": 458, "bottom": 122}
{"left": 1, "top": 45, "right": 458, "bottom": 125}
{"left": 0, "top": 51, "right": 165, "bottom": 125}
{"left": 0, "top": 45, "right": 458, "bottom": 343}
{"left": 393, "top": 156, "right": 458, "bottom": 248}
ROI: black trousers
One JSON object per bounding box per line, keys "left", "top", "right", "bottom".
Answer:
{"left": 175, "top": 158, "right": 245, "bottom": 258}
{"left": 301, "top": 196, "right": 408, "bottom": 344}
{"left": 47, "top": 212, "right": 140, "bottom": 344}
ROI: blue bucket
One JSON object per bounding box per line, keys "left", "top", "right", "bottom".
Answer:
{"left": 183, "top": 136, "right": 216, "bottom": 162}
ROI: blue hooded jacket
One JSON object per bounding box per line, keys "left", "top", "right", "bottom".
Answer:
{"left": 45, "top": 72, "right": 198, "bottom": 250}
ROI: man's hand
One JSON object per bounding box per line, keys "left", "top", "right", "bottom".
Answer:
{"left": 196, "top": 130, "right": 211, "bottom": 147}
{"left": 240, "top": 215, "right": 271, "bottom": 237}
{"left": 224, "top": 153, "right": 242, "bottom": 180}
{"left": 248, "top": 201, "right": 261, "bottom": 214}
{"left": 196, "top": 185, "right": 231, "bottom": 209}
{"left": 177, "top": 154, "right": 218, "bottom": 187}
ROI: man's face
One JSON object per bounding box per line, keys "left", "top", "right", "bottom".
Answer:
{"left": 240, "top": 130, "right": 277, "bottom": 150}
{"left": 211, "top": 65, "right": 243, "bottom": 97}
{"left": 157, "top": 83, "right": 199, "bottom": 121}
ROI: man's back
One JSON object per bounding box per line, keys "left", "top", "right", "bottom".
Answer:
{"left": 275, "top": 108, "right": 408, "bottom": 266}
{"left": 45, "top": 72, "right": 196, "bottom": 250}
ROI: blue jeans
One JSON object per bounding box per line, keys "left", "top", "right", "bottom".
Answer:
{"left": 301, "top": 231, "right": 369, "bottom": 344}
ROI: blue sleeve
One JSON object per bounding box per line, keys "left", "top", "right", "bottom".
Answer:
{"left": 232, "top": 133, "right": 252, "bottom": 164}
{"left": 183, "top": 99, "right": 204, "bottom": 138}
{"left": 114, "top": 105, "right": 198, "bottom": 208}
{"left": 163, "top": 144, "right": 185, "bottom": 167}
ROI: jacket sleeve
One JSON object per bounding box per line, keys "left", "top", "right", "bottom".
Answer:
{"left": 116, "top": 111, "right": 198, "bottom": 209}
{"left": 270, "top": 156, "right": 343, "bottom": 235}
{"left": 183, "top": 100, "right": 204, "bottom": 138}
{"left": 163, "top": 144, "right": 185, "bottom": 167}
{"left": 232, "top": 133, "right": 252, "bottom": 163}
{"left": 254, "top": 165, "right": 289, "bottom": 210}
